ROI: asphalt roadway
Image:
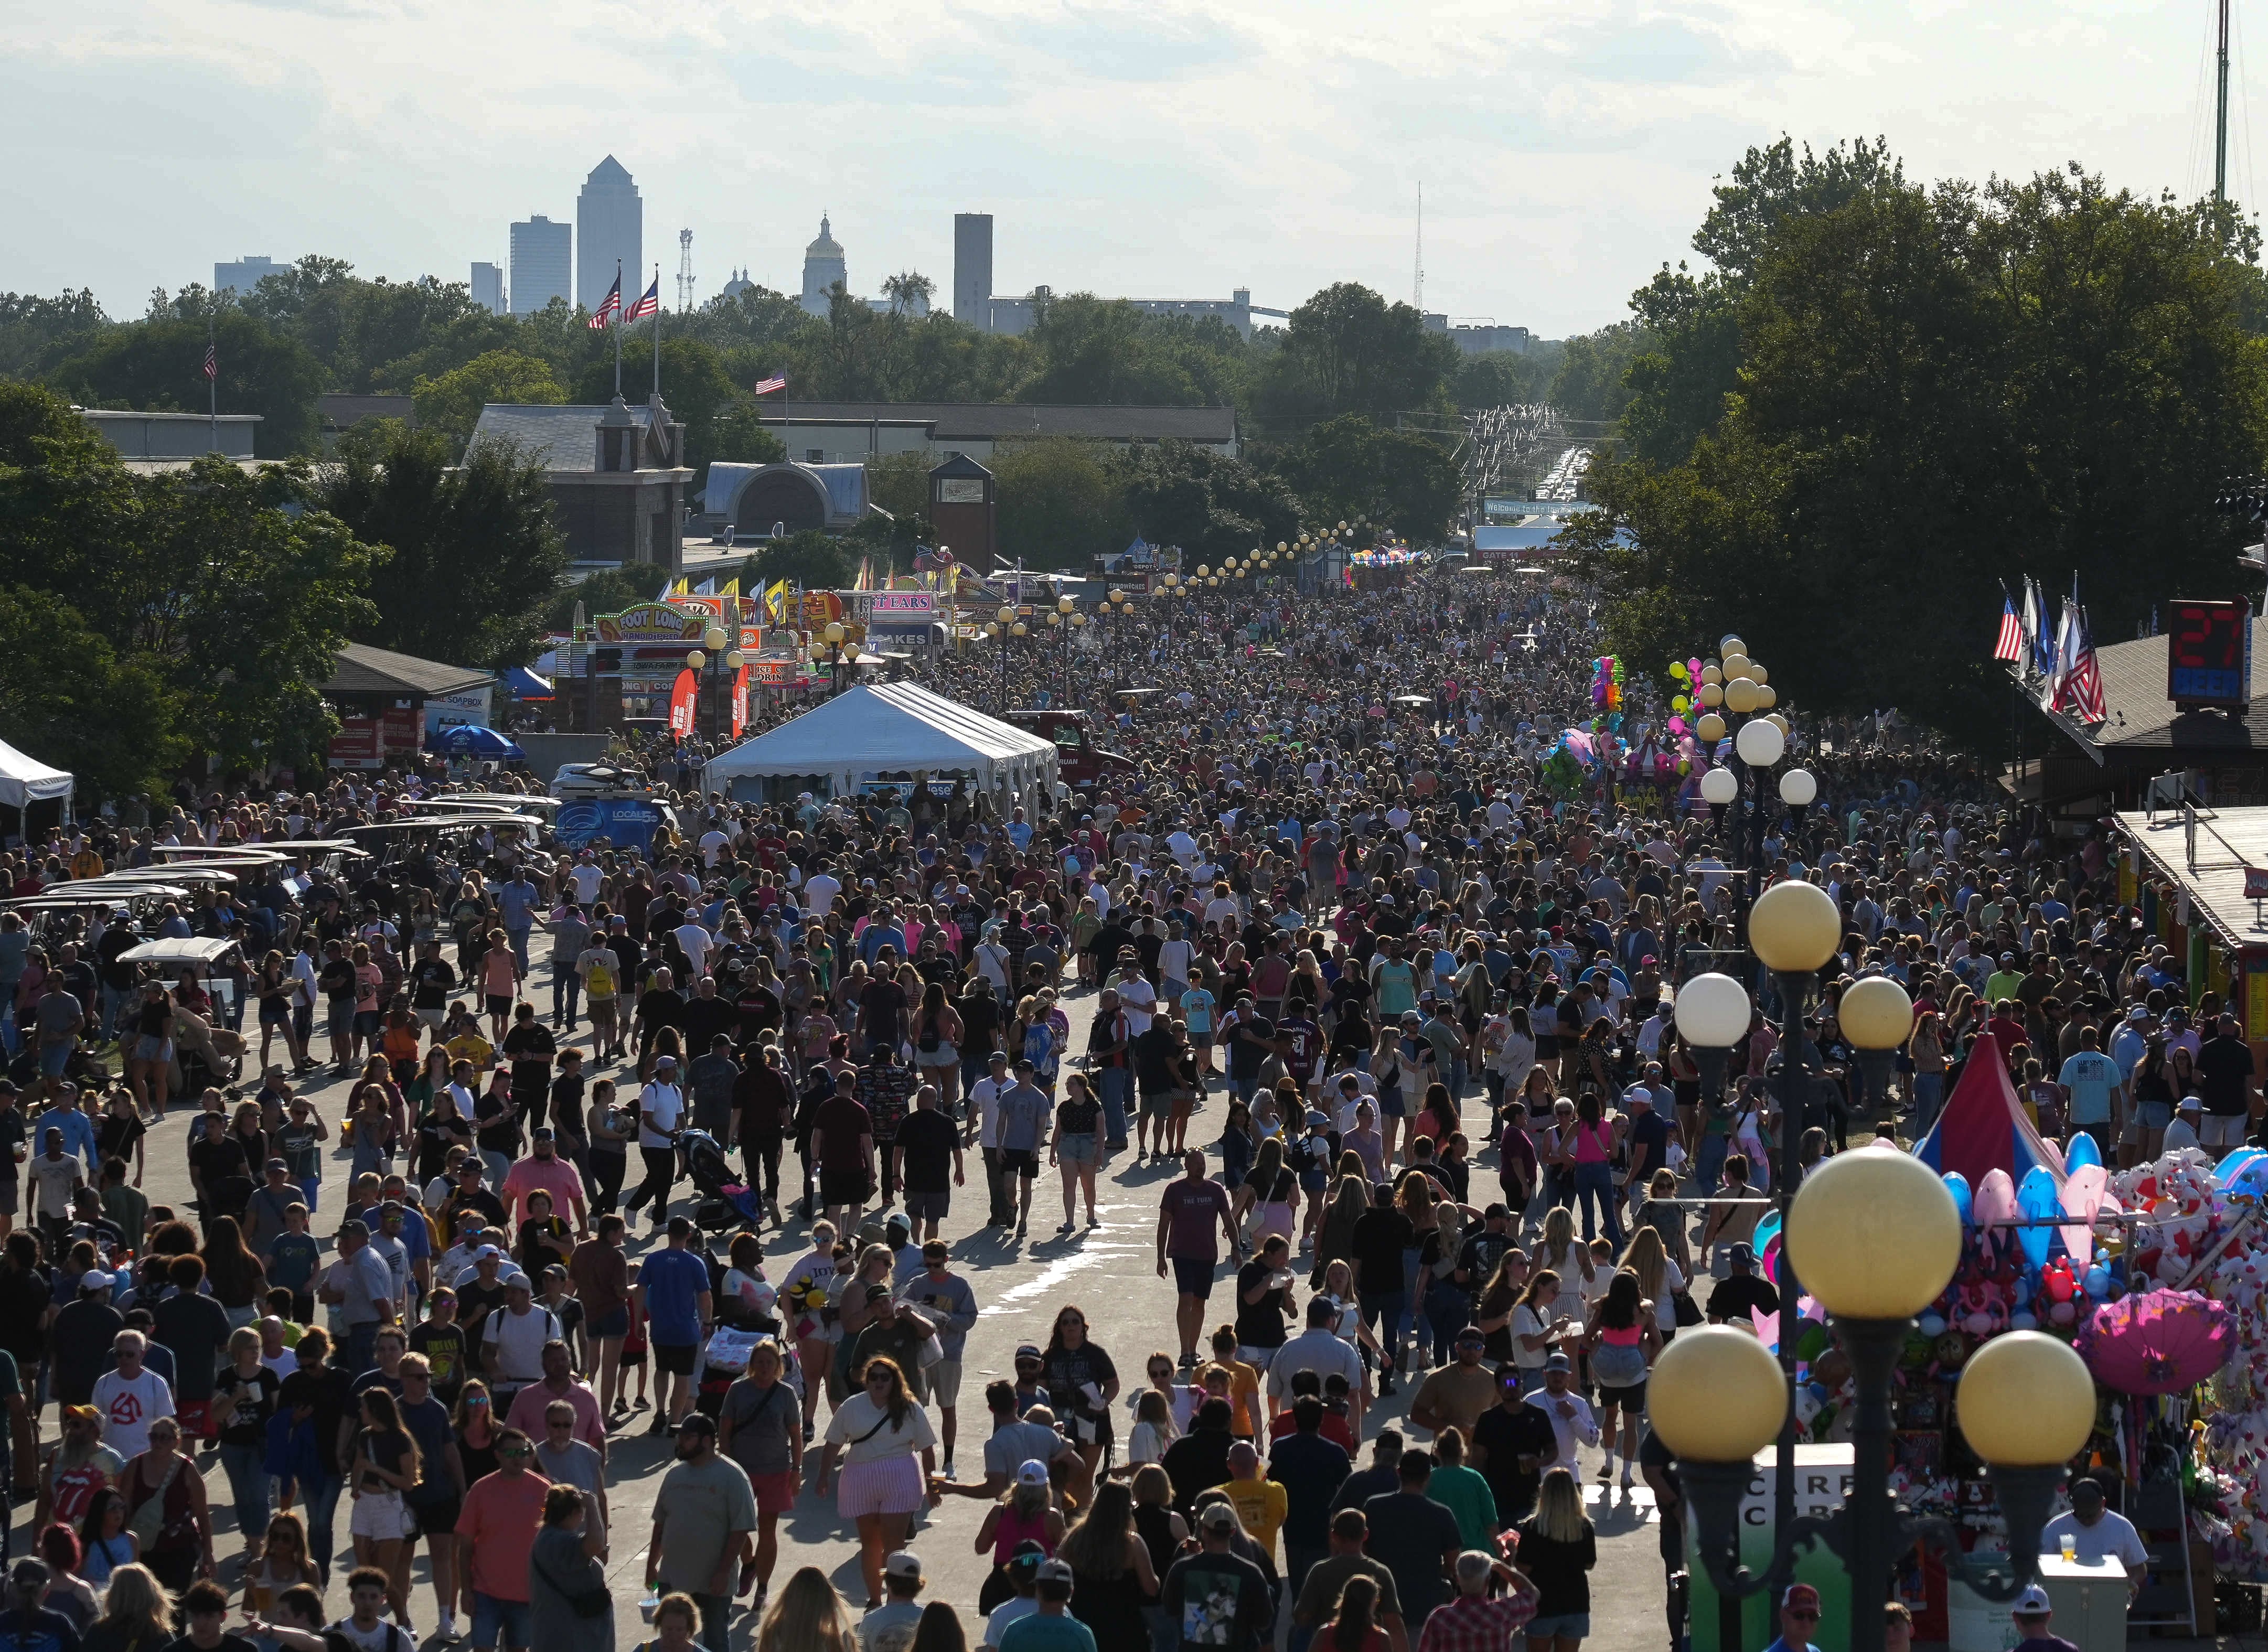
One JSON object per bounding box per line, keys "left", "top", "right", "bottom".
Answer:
{"left": 43, "top": 965, "right": 1675, "bottom": 1652}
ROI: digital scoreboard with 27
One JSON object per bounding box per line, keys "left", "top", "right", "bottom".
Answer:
{"left": 2167, "top": 598, "right": 2253, "bottom": 707}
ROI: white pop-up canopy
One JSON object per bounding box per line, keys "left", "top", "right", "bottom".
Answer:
{"left": 0, "top": 736, "right": 73, "bottom": 814}
{"left": 702, "top": 683, "right": 1057, "bottom": 802}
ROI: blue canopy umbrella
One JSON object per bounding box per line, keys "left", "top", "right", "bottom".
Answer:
{"left": 502, "top": 666, "right": 553, "bottom": 701}
{"left": 429, "top": 724, "right": 526, "bottom": 760}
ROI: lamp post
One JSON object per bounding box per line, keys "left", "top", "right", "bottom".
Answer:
{"left": 1049, "top": 594, "right": 1079, "bottom": 705}
{"left": 1662, "top": 885, "right": 2096, "bottom": 1652}
{"left": 814, "top": 620, "right": 860, "bottom": 698}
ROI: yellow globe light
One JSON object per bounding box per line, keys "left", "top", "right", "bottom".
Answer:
{"left": 723, "top": 649, "right": 744, "bottom": 669}
{"left": 1648, "top": 1326, "right": 1789, "bottom": 1462}
{"left": 1839, "top": 976, "right": 1915, "bottom": 1050}
{"left": 1724, "top": 678, "right": 1761, "bottom": 714}
{"left": 686, "top": 649, "right": 707, "bottom": 670}
{"left": 1719, "top": 634, "right": 1746, "bottom": 657}
{"left": 996, "top": 606, "right": 1015, "bottom": 626}
{"left": 1756, "top": 683, "right": 1778, "bottom": 710}
{"left": 1748, "top": 878, "right": 1840, "bottom": 972}
{"left": 824, "top": 621, "right": 846, "bottom": 645}
{"left": 1047, "top": 612, "right": 1061, "bottom": 627}
{"left": 1787, "top": 1146, "right": 1963, "bottom": 1320}
{"left": 1109, "top": 589, "right": 1125, "bottom": 604}
{"left": 1699, "top": 682, "right": 1725, "bottom": 708}
{"left": 1073, "top": 613, "right": 1087, "bottom": 627}
{"left": 1277, "top": 541, "right": 1288, "bottom": 553}
{"left": 983, "top": 623, "right": 999, "bottom": 638}
{"left": 1700, "top": 663, "right": 1722, "bottom": 685}
{"left": 1957, "top": 1333, "right": 2098, "bottom": 1466}
{"left": 1338, "top": 520, "right": 1349, "bottom": 531}
{"left": 842, "top": 640, "right": 860, "bottom": 661}
{"left": 1058, "top": 596, "right": 1075, "bottom": 613}
{"left": 1011, "top": 621, "right": 1027, "bottom": 636}
{"left": 1721, "top": 652, "right": 1752, "bottom": 679}
{"left": 1696, "top": 712, "right": 1727, "bottom": 743}
{"left": 702, "top": 624, "right": 729, "bottom": 653}
{"left": 1196, "top": 565, "right": 1211, "bottom": 577}
{"left": 1748, "top": 662, "right": 1769, "bottom": 685}
{"left": 1766, "top": 712, "right": 1791, "bottom": 737}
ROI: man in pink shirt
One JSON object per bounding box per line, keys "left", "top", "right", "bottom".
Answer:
{"left": 456, "top": 1425, "right": 551, "bottom": 1652}
{"left": 504, "top": 1338, "right": 608, "bottom": 1451}
{"left": 500, "top": 1129, "right": 587, "bottom": 1235}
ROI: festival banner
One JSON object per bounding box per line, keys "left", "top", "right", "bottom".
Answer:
{"left": 731, "top": 665, "right": 750, "bottom": 738}
{"left": 667, "top": 669, "right": 699, "bottom": 737}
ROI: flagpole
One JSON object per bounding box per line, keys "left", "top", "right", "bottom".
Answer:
{"left": 207, "top": 316, "right": 218, "bottom": 453}
{"left": 652, "top": 263, "right": 662, "bottom": 398}
{"left": 613, "top": 259, "right": 624, "bottom": 399}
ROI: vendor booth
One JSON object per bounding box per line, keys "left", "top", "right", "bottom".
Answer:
{"left": 699, "top": 682, "right": 1058, "bottom": 814}
{"left": 0, "top": 737, "right": 72, "bottom": 842}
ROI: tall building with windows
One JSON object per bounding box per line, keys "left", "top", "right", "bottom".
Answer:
{"left": 800, "top": 214, "right": 846, "bottom": 315}
{"left": 576, "top": 156, "right": 641, "bottom": 313}
{"left": 509, "top": 216, "right": 571, "bottom": 316}
{"left": 953, "top": 213, "right": 992, "bottom": 329}
{"left": 213, "top": 255, "right": 285, "bottom": 294}
{"left": 469, "top": 262, "right": 505, "bottom": 315}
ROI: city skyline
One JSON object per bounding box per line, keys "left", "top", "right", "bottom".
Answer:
{"left": 2, "top": 0, "right": 2255, "bottom": 338}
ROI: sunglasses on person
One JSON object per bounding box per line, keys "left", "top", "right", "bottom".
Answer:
{"left": 465, "top": 1396, "right": 489, "bottom": 1409}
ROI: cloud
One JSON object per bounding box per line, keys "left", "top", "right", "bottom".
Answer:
{"left": 0, "top": 0, "right": 2248, "bottom": 338}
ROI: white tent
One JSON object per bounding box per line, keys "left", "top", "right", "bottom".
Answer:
{"left": 0, "top": 737, "right": 72, "bottom": 815}
{"left": 702, "top": 683, "right": 1058, "bottom": 807}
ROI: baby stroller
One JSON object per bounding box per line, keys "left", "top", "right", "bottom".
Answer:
{"left": 677, "top": 1128, "right": 764, "bottom": 1232}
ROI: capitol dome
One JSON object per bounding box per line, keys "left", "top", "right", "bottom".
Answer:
{"left": 807, "top": 214, "right": 843, "bottom": 258}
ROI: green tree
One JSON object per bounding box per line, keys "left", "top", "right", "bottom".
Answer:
{"left": 1547, "top": 323, "right": 1651, "bottom": 423}
{"left": 1273, "top": 414, "right": 1462, "bottom": 543}
{"left": 316, "top": 420, "right": 568, "bottom": 668}
{"left": 1116, "top": 441, "right": 1302, "bottom": 565}
{"left": 1254, "top": 283, "right": 1456, "bottom": 428}
{"left": 41, "top": 307, "right": 327, "bottom": 456}
{"left": 1573, "top": 163, "right": 2268, "bottom": 738}
{"left": 992, "top": 438, "right": 1131, "bottom": 569}
{"left": 411, "top": 349, "right": 566, "bottom": 446}
{"left": 0, "top": 288, "right": 109, "bottom": 378}
{"left": 742, "top": 530, "right": 853, "bottom": 591}
{"left": 1452, "top": 350, "right": 1555, "bottom": 409}
{"left": 573, "top": 335, "right": 779, "bottom": 492}
{"left": 541, "top": 565, "right": 660, "bottom": 633}
{"left": 0, "top": 586, "right": 183, "bottom": 803}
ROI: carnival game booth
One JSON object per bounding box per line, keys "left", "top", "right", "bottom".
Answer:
{"left": 700, "top": 682, "right": 1058, "bottom": 814}
{"left": 1708, "top": 1033, "right": 2236, "bottom": 1649}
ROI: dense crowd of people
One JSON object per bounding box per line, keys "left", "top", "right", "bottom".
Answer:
{"left": 0, "top": 562, "right": 2189, "bottom": 1652}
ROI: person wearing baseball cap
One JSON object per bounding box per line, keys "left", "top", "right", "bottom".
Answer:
{"left": 860, "top": 1551, "right": 927, "bottom": 1648}
{"left": 1767, "top": 1582, "right": 1823, "bottom": 1652}
{"left": 1159, "top": 1500, "right": 1269, "bottom": 1652}
{"left": 2006, "top": 1582, "right": 2078, "bottom": 1651}
{"left": 624, "top": 1050, "right": 687, "bottom": 1231}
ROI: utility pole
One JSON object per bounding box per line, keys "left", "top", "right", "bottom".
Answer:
{"left": 2219, "top": 0, "right": 2233, "bottom": 203}
{"left": 677, "top": 228, "right": 695, "bottom": 311}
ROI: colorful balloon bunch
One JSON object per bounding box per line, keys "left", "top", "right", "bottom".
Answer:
{"left": 1590, "top": 656, "right": 1623, "bottom": 711}
{"left": 1665, "top": 654, "right": 1704, "bottom": 714}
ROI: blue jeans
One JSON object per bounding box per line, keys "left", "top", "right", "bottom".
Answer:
{"left": 342, "top": 1322, "right": 380, "bottom": 1381}
{"left": 551, "top": 966, "right": 581, "bottom": 1027}
{"left": 219, "top": 1441, "right": 272, "bottom": 1542}
{"left": 301, "top": 1471, "right": 343, "bottom": 1577}
{"left": 1358, "top": 1290, "right": 1405, "bottom": 1375}
{"left": 1096, "top": 1065, "right": 1129, "bottom": 1144}
{"left": 1574, "top": 1161, "right": 1623, "bottom": 1248}
{"left": 471, "top": 1591, "right": 531, "bottom": 1650}
{"left": 1422, "top": 1281, "right": 1471, "bottom": 1367}
{"left": 1398, "top": 1247, "right": 1425, "bottom": 1351}
{"left": 1910, "top": 1071, "right": 1945, "bottom": 1133}
{"left": 1695, "top": 1132, "right": 1729, "bottom": 1198}
{"left": 507, "top": 927, "right": 532, "bottom": 977}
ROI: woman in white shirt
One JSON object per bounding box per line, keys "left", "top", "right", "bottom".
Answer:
{"left": 817, "top": 1356, "right": 939, "bottom": 1611}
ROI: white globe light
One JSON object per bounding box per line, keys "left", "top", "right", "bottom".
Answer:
{"left": 1699, "top": 766, "right": 1739, "bottom": 806}
{"left": 1735, "top": 717, "right": 1786, "bottom": 768}
{"left": 1673, "top": 972, "right": 1751, "bottom": 1048}
{"left": 1779, "top": 767, "right": 1817, "bottom": 807}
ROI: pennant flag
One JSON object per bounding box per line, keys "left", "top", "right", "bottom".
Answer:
{"left": 1993, "top": 592, "right": 2024, "bottom": 662}
{"left": 628, "top": 277, "right": 660, "bottom": 320}
{"left": 589, "top": 275, "right": 622, "bottom": 329}
{"left": 2026, "top": 579, "right": 2055, "bottom": 680}
{"left": 668, "top": 669, "right": 699, "bottom": 737}
{"left": 671, "top": 577, "right": 691, "bottom": 596}
{"left": 764, "top": 580, "right": 790, "bottom": 624}
{"left": 720, "top": 578, "right": 739, "bottom": 598}
{"left": 754, "top": 372, "right": 787, "bottom": 396}
{"left": 2059, "top": 606, "right": 2106, "bottom": 724}
{"left": 694, "top": 577, "right": 716, "bottom": 596}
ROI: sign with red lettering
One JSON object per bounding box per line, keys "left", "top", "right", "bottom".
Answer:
{"left": 2245, "top": 866, "right": 2268, "bottom": 900}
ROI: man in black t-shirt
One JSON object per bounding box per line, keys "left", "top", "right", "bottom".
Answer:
{"left": 1706, "top": 1243, "right": 1781, "bottom": 1324}
{"left": 891, "top": 1086, "right": 963, "bottom": 1242}
{"left": 408, "top": 942, "right": 457, "bottom": 1029}
{"left": 499, "top": 1005, "right": 557, "bottom": 1134}
{"left": 2196, "top": 1012, "right": 2259, "bottom": 1151}
{"left": 1469, "top": 1366, "right": 1558, "bottom": 1526}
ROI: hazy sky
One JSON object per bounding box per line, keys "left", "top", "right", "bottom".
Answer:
{"left": 4, "top": 0, "right": 2258, "bottom": 339}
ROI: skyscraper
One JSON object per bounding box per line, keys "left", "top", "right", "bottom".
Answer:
{"left": 954, "top": 213, "right": 993, "bottom": 331}
{"left": 509, "top": 216, "right": 571, "bottom": 317}
{"left": 800, "top": 214, "right": 846, "bottom": 316}
{"left": 469, "top": 262, "right": 506, "bottom": 315}
{"left": 214, "top": 255, "right": 286, "bottom": 295}
{"left": 576, "top": 156, "right": 641, "bottom": 314}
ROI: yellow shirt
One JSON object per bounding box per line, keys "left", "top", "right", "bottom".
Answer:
{"left": 1216, "top": 1359, "right": 1264, "bottom": 1439}
{"left": 445, "top": 1031, "right": 494, "bottom": 1072}
{"left": 1213, "top": 1476, "right": 1288, "bottom": 1557}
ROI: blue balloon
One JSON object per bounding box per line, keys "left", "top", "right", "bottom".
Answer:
{"left": 2218, "top": 1146, "right": 2266, "bottom": 1186}
{"left": 2016, "top": 1167, "right": 2059, "bottom": 1270}
{"left": 2083, "top": 1268, "right": 2110, "bottom": 1298}
{"left": 1943, "top": 1172, "right": 1974, "bottom": 1227}
{"left": 2064, "top": 1132, "right": 2103, "bottom": 1173}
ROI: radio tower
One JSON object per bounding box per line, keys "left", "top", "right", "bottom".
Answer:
{"left": 676, "top": 228, "right": 695, "bottom": 312}
{"left": 1413, "top": 181, "right": 1425, "bottom": 310}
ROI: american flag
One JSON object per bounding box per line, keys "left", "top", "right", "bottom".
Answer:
{"left": 588, "top": 275, "right": 621, "bottom": 329}
{"left": 202, "top": 343, "right": 217, "bottom": 381}
{"left": 1993, "top": 594, "right": 2024, "bottom": 661}
{"left": 753, "top": 372, "right": 787, "bottom": 396}
{"left": 627, "top": 277, "right": 659, "bottom": 321}
{"left": 2060, "top": 606, "right": 2107, "bottom": 723}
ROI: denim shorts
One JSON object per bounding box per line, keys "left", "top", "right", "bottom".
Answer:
{"left": 471, "top": 1592, "right": 530, "bottom": 1648}
{"left": 1525, "top": 1613, "right": 1591, "bottom": 1638}
{"left": 474, "top": 1588, "right": 530, "bottom": 1651}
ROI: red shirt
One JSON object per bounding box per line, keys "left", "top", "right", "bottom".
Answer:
{"left": 457, "top": 1467, "right": 552, "bottom": 1602}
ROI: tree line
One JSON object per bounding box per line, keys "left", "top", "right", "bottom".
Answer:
{"left": 1558, "top": 137, "right": 2268, "bottom": 737}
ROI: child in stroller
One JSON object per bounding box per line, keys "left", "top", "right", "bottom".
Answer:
{"left": 678, "top": 1127, "right": 764, "bottom": 1231}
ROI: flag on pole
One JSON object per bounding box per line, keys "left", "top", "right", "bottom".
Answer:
{"left": 2059, "top": 606, "right": 2107, "bottom": 724}
{"left": 1993, "top": 592, "right": 2024, "bottom": 662}
{"left": 753, "top": 372, "right": 787, "bottom": 396}
{"left": 628, "top": 277, "right": 659, "bottom": 321}
{"left": 202, "top": 342, "right": 218, "bottom": 381}
{"left": 720, "top": 578, "right": 739, "bottom": 598}
{"left": 589, "top": 275, "right": 622, "bottom": 329}
{"left": 2026, "top": 579, "right": 2055, "bottom": 680}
